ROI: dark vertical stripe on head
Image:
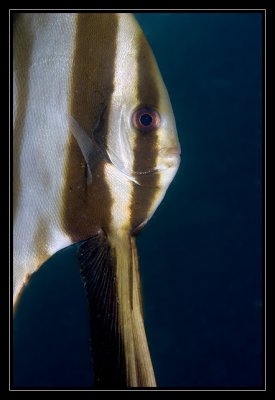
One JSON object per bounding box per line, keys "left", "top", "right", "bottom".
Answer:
{"left": 62, "top": 13, "right": 118, "bottom": 241}
{"left": 131, "top": 30, "right": 161, "bottom": 232}
{"left": 13, "top": 14, "right": 33, "bottom": 220}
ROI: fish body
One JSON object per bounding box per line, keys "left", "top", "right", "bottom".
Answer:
{"left": 13, "top": 13, "right": 180, "bottom": 387}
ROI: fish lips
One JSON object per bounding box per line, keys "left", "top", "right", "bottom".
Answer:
{"left": 132, "top": 147, "right": 181, "bottom": 175}
{"left": 158, "top": 147, "right": 181, "bottom": 169}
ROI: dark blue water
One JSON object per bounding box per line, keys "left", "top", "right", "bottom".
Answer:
{"left": 13, "top": 13, "right": 263, "bottom": 389}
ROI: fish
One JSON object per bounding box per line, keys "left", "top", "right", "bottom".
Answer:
{"left": 13, "top": 12, "right": 181, "bottom": 388}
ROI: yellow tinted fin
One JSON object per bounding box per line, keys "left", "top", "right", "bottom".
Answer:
{"left": 109, "top": 232, "right": 156, "bottom": 387}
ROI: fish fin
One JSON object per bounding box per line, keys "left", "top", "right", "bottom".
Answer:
{"left": 130, "top": 236, "right": 156, "bottom": 387}
{"left": 78, "top": 231, "right": 156, "bottom": 387}
{"left": 69, "top": 111, "right": 140, "bottom": 186}
{"left": 68, "top": 116, "right": 96, "bottom": 185}
{"left": 77, "top": 231, "right": 126, "bottom": 388}
{"left": 109, "top": 233, "right": 156, "bottom": 387}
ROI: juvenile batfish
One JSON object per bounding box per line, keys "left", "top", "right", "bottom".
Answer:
{"left": 13, "top": 13, "right": 181, "bottom": 388}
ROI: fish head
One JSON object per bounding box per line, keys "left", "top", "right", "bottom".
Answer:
{"left": 130, "top": 93, "right": 181, "bottom": 186}
{"left": 105, "top": 14, "right": 181, "bottom": 193}
{"left": 66, "top": 13, "right": 181, "bottom": 235}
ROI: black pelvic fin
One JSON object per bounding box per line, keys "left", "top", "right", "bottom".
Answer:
{"left": 77, "top": 231, "right": 126, "bottom": 388}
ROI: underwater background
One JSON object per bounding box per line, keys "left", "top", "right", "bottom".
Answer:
{"left": 13, "top": 12, "right": 263, "bottom": 389}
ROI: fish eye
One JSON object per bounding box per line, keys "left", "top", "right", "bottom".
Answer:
{"left": 132, "top": 107, "right": 161, "bottom": 132}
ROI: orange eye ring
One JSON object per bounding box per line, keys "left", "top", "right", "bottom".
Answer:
{"left": 132, "top": 107, "right": 161, "bottom": 132}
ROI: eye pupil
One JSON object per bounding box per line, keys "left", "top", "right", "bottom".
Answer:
{"left": 140, "top": 113, "right": 153, "bottom": 126}
{"left": 132, "top": 106, "right": 161, "bottom": 132}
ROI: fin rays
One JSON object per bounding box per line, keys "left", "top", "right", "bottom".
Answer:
{"left": 78, "top": 231, "right": 156, "bottom": 387}
{"left": 78, "top": 232, "right": 126, "bottom": 387}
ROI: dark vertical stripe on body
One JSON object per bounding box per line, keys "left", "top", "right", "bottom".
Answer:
{"left": 62, "top": 13, "right": 118, "bottom": 241}
{"left": 13, "top": 15, "right": 33, "bottom": 220}
{"left": 131, "top": 31, "right": 161, "bottom": 232}
{"left": 60, "top": 13, "right": 128, "bottom": 387}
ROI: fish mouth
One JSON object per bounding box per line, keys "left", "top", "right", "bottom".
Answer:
{"left": 133, "top": 148, "right": 181, "bottom": 176}
{"left": 159, "top": 146, "right": 181, "bottom": 158}
{"left": 157, "top": 146, "right": 181, "bottom": 169}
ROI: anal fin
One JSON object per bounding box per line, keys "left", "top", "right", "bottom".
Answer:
{"left": 109, "top": 233, "right": 157, "bottom": 387}
{"left": 77, "top": 231, "right": 126, "bottom": 388}
{"left": 78, "top": 231, "right": 156, "bottom": 388}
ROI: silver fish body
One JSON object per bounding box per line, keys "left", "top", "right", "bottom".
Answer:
{"left": 13, "top": 13, "right": 180, "bottom": 387}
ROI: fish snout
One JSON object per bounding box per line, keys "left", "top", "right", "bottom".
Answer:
{"left": 158, "top": 146, "right": 181, "bottom": 169}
